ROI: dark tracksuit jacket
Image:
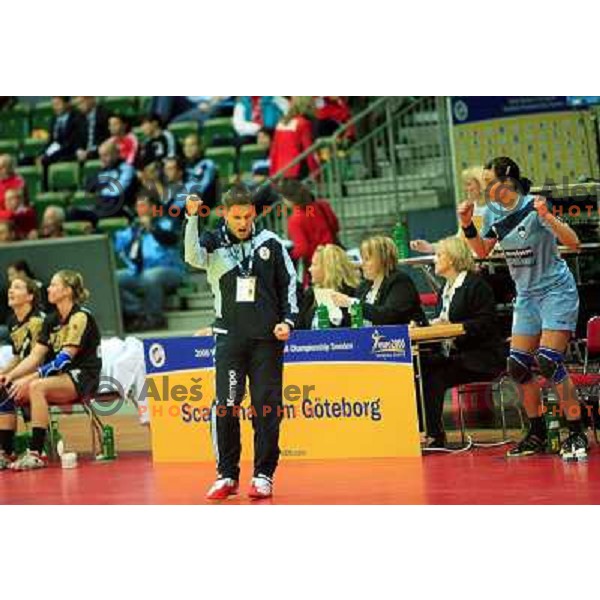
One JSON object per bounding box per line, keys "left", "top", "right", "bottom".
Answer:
{"left": 184, "top": 215, "right": 298, "bottom": 480}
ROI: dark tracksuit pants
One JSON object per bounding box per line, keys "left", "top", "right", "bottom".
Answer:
{"left": 421, "top": 353, "right": 499, "bottom": 439}
{"left": 212, "top": 334, "right": 284, "bottom": 481}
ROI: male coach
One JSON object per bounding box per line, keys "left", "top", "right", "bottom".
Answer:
{"left": 184, "top": 185, "right": 298, "bottom": 500}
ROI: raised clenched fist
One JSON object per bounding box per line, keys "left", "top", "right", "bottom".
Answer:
{"left": 185, "top": 194, "right": 203, "bottom": 217}
{"left": 457, "top": 200, "right": 475, "bottom": 227}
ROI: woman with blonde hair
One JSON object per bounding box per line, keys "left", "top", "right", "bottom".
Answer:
{"left": 411, "top": 166, "right": 486, "bottom": 255}
{"left": 270, "top": 96, "right": 319, "bottom": 180}
{"left": 297, "top": 244, "right": 360, "bottom": 329}
{"left": 331, "top": 235, "right": 426, "bottom": 326}
{"left": 2, "top": 270, "right": 102, "bottom": 470}
{"left": 420, "top": 236, "right": 505, "bottom": 448}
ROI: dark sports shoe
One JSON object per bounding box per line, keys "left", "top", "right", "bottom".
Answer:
{"left": 423, "top": 435, "right": 447, "bottom": 450}
{"left": 507, "top": 432, "right": 546, "bottom": 458}
{"left": 560, "top": 432, "right": 589, "bottom": 462}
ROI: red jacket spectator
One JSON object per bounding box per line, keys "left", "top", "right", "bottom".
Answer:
{"left": 108, "top": 115, "right": 139, "bottom": 165}
{"left": 315, "top": 96, "right": 355, "bottom": 139}
{"left": 0, "top": 154, "right": 25, "bottom": 211}
{"left": 284, "top": 185, "right": 340, "bottom": 287}
{"left": 110, "top": 133, "right": 139, "bottom": 165}
{"left": 270, "top": 97, "right": 319, "bottom": 179}
{"left": 0, "top": 188, "right": 37, "bottom": 239}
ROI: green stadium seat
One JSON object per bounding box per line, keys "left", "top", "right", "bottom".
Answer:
{"left": 48, "top": 162, "right": 80, "bottom": 191}
{"left": 21, "top": 138, "right": 47, "bottom": 162}
{"left": 138, "top": 96, "right": 152, "bottom": 116}
{"left": 34, "top": 192, "right": 70, "bottom": 222}
{"left": 103, "top": 97, "right": 138, "bottom": 117}
{"left": 205, "top": 147, "right": 237, "bottom": 179}
{"left": 31, "top": 101, "right": 54, "bottom": 132}
{"left": 17, "top": 165, "right": 42, "bottom": 202}
{"left": 169, "top": 121, "right": 198, "bottom": 143}
{"left": 63, "top": 221, "right": 94, "bottom": 237}
{"left": 70, "top": 190, "right": 95, "bottom": 208}
{"left": 0, "top": 106, "right": 29, "bottom": 140}
{"left": 238, "top": 144, "right": 266, "bottom": 174}
{"left": 0, "top": 139, "right": 20, "bottom": 156}
{"left": 202, "top": 118, "right": 234, "bottom": 147}
{"left": 97, "top": 217, "right": 129, "bottom": 235}
{"left": 82, "top": 159, "right": 103, "bottom": 185}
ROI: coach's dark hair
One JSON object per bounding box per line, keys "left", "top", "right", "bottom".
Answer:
{"left": 485, "top": 156, "right": 532, "bottom": 195}
{"left": 223, "top": 184, "right": 254, "bottom": 208}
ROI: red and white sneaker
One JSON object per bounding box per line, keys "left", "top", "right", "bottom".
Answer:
{"left": 248, "top": 475, "right": 273, "bottom": 500}
{"left": 206, "top": 478, "right": 239, "bottom": 501}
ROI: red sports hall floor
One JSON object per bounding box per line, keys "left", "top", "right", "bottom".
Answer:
{"left": 1, "top": 447, "right": 600, "bottom": 504}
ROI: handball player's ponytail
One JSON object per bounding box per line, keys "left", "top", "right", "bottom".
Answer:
{"left": 56, "top": 270, "right": 91, "bottom": 305}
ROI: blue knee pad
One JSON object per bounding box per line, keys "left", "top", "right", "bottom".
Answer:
{"left": 507, "top": 349, "right": 535, "bottom": 384}
{"left": 537, "top": 347, "right": 568, "bottom": 384}
{"left": 0, "top": 387, "right": 15, "bottom": 415}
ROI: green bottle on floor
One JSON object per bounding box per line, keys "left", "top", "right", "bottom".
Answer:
{"left": 545, "top": 398, "right": 561, "bottom": 454}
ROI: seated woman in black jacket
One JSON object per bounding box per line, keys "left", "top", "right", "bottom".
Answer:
{"left": 297, "top": 244, "right": 360, "bottom": 330}
{"left": 421, "top": 237, "right": 506, "bottom": 448}
{"left": 331, "top": 235, "right": 426, "bottom": 326}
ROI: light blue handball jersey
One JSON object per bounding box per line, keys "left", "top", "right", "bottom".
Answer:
{"left": 481, "top": 195, "right": 575, "bottom": 296}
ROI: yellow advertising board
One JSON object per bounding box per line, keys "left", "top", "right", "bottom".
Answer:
{"left": 143, "top": 327, "right": 421, "bottom": 462}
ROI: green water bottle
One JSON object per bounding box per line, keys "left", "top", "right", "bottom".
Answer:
{"left": 100, "top": 425, "right": 116, "bottom": 460}
{"left": 46, "top": 418, "right": 62, "bottom": 457}
{"left": 545, "top": 398, "right": 561, "bottom": 454}
{"left": 350, "top": 301, "right": 364, "bottom": 329}
{"left": 316, "top": 304, "right": 330, "bottom": 330}
{"left": 393, "top": 217, "right": 410, "bottom": 260}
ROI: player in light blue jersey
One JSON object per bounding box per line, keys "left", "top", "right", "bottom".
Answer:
{"left": 460, "top": 157, "right": 587, "bottom": 461}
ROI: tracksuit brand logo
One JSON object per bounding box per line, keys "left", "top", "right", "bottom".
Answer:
{"left": 227, "top": 370, "right": 237, "bottom": 407}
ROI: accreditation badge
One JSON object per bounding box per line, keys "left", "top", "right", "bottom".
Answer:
{"left": 236, "top": 276, "right": 257, "bottom": 303}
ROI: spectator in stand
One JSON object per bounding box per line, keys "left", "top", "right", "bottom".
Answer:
{"left": 280, "top": 179, "right": 340, "bottom": 288}
{"left": 139, "top": 114, "right": 179, "bottom": 167}
{"left": 139, "top": 161, "right": 165, "bottom": 204}
{"left": 0, "top": 220, "right": 15, "bottom": 244}
{"left": 0, "top": 188, "right": 37, "bottom": 239}
{"left": 233, "top": 96, "right": 288, "bottom": 144}
{"left": 34, "top": 206, "right": 65, "bottom": 239}
{"left": 74, "top": 96, "right": 110, "bottom": 162}
{"left": 108, "top": 114, "right": 139, "bottom": 165}
{"left": 183, "top": 134, "right": 217, "bottom": 208}
{"left": 150, "top": 96, "right": 234, "bottom": 125}
{"left": 40, "top": 97, "right": 85, "bottom": 190}
{"left": 71, "top": 140, "right": 137, "bottom": 228}
{"left": 0, "top": 154, "right": 25, "bottom": 210}
{"left": 114, "top": 191, "right": 185, "bottom": 331}
{"left": 270, "top": 97, "right": 319, "bottom": 179}
{"left": 163, "top": 157, "right": 190, "bottom": 234}
{"left": 314, "top": 96, "right": 355, "bottom": 139}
